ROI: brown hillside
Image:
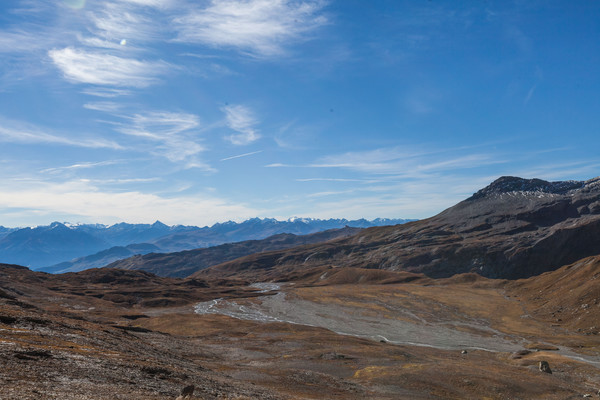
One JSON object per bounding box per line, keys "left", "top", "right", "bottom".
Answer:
{"left": 507, "top": 255, "right": 600, "bottom": 332}
{"left": 108, "top": 227, "right": 361, "bottom": 278}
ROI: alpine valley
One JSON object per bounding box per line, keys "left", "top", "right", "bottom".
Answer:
{"left": 1, "top": 176, "right": 599, "bottom": 399}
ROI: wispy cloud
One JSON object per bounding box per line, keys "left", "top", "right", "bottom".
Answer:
{"left": 83, "top": 101, "right": 123, "bottom": 112}
{"left": 262, "top": 143, "right": 599, "bottom": 220}
{"left": 274, "top": 119, "right": 324, "bottom": 150}
{"left": 512, "top": 160, "right": 600, "bottom": 182}
{"left": 261, "top": 174, "right": 498, "bottom": 221}
{"left": 88, "top": 1, "right": 167, "bottom": 44}
{"left": 222, "top": 104, "right": 261, "bottom": 145}
{"left": 309, "top": 147, "right": 503, "bottom": 175}
{"left": 260, "top": 145, "right": 516, "bottom": 219}
{"left": 0, "top": 117, "right": 122, "bottom": 149}
{"left": 0, "top": 29, "right": 53, "bottom": 54}
{"left": 40, "top": 160, "right": 122, "bottom": 174}
{"left": 306, "top": 189, "right": 355, "bottom": 198}
{"left": 115, "top": 111, "right": 212, "bottom": 168}
{"left": 0, "top": 1, "right": 171, "bottom": 84}
{"left": 173, "top": 0, "right": 328, "bottom": 57}
{"left": 116, "top": 0, "right": 175, "bottom": 8}
{"left": 294, "top": 186, "right": 470, "bottom": 220}
{"left": 0, "top": 25, "right": 70, "bottom": 86}
{"left": 265, "top": 163, "right": 292, "bottom": 168}
{"left": 49, "top": 47, "right": 170, "bottom": 87}
{"left": 77, "top": 35, "right": 127, "bottom": 51}
{"left": 296, "top": 178, "right": 368, "bottom": 182}
{"left": 119, "top": 111, "right": 200, "bottom": 139}
{"left": 97, "top": 177, "right": 161, "bottom": 184}
{"left": 524, "top": 85, "right": 536, "bottom": 105}
{"left": 220, "top": 150, "right": 263, "bottom": 161}
{"left": 81, "top": 88, "right": 133, "bottom": 97}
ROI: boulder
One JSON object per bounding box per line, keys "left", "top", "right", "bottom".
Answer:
{"left": 538, "top": 360, "right": 552, "bottom": 374}
{"left": 176, "top": 384, "right": 195, "bottom": 399}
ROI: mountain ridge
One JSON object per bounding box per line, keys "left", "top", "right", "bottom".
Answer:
{"left": 193, "top": 176, "right": 600, "bottom": 281}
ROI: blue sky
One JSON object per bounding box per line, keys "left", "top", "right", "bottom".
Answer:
{"left": 0, "top": 0, "right": 598, "bottom": 227}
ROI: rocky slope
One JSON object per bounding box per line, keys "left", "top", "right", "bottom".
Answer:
{"left": 196, "top": 176, "right": 600, "bottom": 280}
{"left": 107, "top": 227, "right": 361, "bottom": 278}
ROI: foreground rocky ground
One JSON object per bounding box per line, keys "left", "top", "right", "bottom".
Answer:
{"left": 0, "top": 260, "right": 599, "bottom": 399}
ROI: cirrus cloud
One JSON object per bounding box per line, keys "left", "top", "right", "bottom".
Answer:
{"left": 114, "top": 111, "right": 212, "bottom": 169}
{"left": 173, "top": 0, "right": 328, "bottom": 57}
{"left": 48, "top": 47, "right": 171, "bottom": 87}
{"left": 222, "top": 104, "right": 261, "bottom": 145}
{"left": 0, "top": 116, "right": 122, "bottom": 150}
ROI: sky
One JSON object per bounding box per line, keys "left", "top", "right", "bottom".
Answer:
{"left": 0, "top": 0, "right": 599, "bottom": 227}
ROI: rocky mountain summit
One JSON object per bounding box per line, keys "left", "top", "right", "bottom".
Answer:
{"left": 196, "top": 176, "right": 600, "bottom": 280}
{"left": 469, "top": 176, "right": 593, "bottom": 199}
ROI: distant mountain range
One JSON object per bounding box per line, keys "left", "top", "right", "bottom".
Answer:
{"left": 189, "top": 176, "right": 600, "bottom": 281}
{"left": 72, "top": 220, "right": 197, "bottom": 247}
{"left": 150, "top": 217, "right": 407, "bottom": 252}
{"left": 0, "top": 222, "right": 110, "bottom": 268}
{"left": 0, "top": 218, "right": 413, "bottom": 270}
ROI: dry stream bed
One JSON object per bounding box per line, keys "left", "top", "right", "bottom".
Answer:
{"left": 195, "top": 283, "right": 600, "bottom": 366}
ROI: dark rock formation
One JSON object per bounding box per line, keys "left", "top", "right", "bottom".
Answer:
{"left": 179, "top": 384, "right": 195, "bottom": 398}
{"left": 539, "top": 360, "right": 552, "bottom": 374}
